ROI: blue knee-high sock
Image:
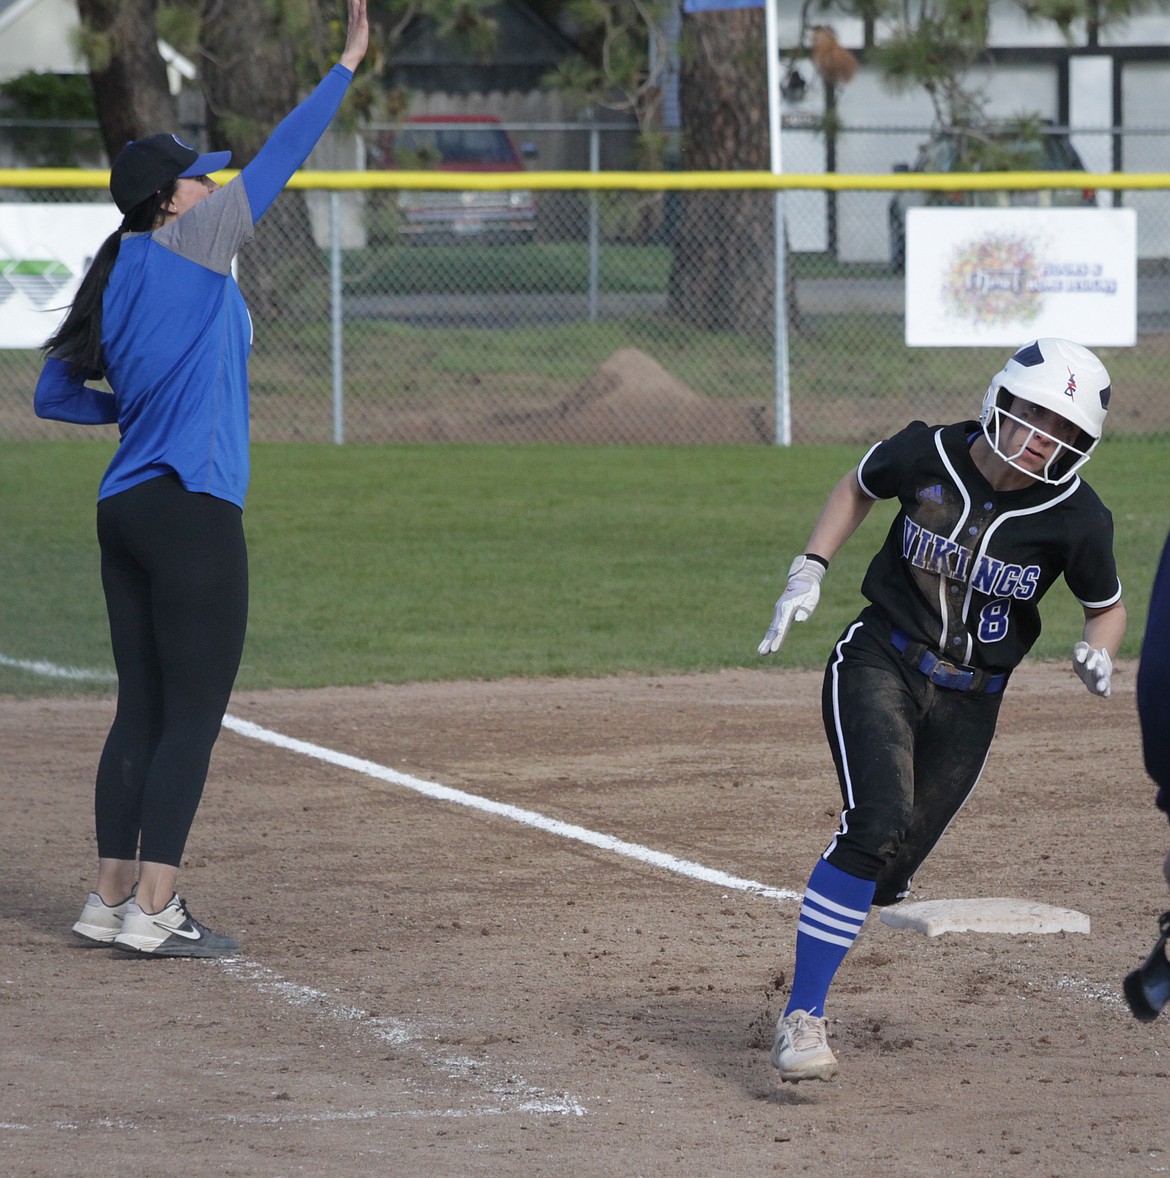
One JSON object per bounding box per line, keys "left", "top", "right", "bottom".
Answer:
{"left": 784, "top": 858, "right": 876, "bottom": 1018}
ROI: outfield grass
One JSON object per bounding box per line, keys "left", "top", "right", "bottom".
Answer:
{"left": 2, "top": 438, "right": 1167, "bottom": 699}
{"left": 335, "top": 242, "right": 925, "bottom": 298}
{"left": 343, "top": 240, "right": 674, "bottom": 296}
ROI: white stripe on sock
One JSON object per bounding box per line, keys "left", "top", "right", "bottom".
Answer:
{"left": 803, "top": 884, "right": 869, "bottom": 921}
{"left": 799, "top": 903, "right": 865, "bottom": 936}
{"left": 796, "top": 919, "right": 857, "bottom": 949}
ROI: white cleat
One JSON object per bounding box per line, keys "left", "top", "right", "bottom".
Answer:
{"left": 770, "top": 1010, "right": 839, "bottom": 1082}
{"left": 112, "top": 894, "right": 238, "bottom": 958}
{"left": 72, "top": 890, "right": 135, "bottom": 944}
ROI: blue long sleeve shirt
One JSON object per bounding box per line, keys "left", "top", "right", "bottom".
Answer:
{"left": 34, "top": 64, "right": 354, "bottom": 509}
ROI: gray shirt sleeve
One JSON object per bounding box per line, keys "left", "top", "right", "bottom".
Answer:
{"left": 152, "top": 179, "right": 255, "bottom": 275}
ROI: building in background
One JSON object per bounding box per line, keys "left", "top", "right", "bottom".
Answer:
{"left": 774, "top": 4, "right": 1170, "bottom": 261}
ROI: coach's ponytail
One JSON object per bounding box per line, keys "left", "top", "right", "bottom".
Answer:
{"left": 42, "top": 181, "right": 177, "bottom": 378}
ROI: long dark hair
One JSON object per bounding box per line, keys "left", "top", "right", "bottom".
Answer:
{"left": 43, "top": 181, "right": 177, "bottom": 378}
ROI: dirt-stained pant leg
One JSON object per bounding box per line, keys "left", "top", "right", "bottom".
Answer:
{"left": 819, "top": 619, "right": 1003, "bottom": 905}
{"left": 876, "top": 681, "right": 1002, "bottom": 904}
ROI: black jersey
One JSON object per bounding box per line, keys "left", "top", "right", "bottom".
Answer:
{"left": 855, "top": 420, "right": 1121, "bottom": 674}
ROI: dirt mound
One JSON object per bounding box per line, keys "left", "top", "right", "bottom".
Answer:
{"left": 485, "top": 347, "right": 768, "bottom": 443}
{"left": 563, "top": 347, "right": 708, "bottom": 415}
{"left": 552, "top": 347, "right": 765, "bottom": 442}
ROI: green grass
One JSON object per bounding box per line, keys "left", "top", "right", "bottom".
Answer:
{"left": 342, "top": 241, "right": 673, "bottom": 296}
{"left": 2, "top": 438, "right": 1167, "bottom": 698}
{"left": 337, "top": 242, "right": 902, "bottom": 298}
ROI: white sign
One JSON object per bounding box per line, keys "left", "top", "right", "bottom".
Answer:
{"left": 905, "top": 208, "right": 1136, "bottom": 348}
{"left": 0, "top": 203, "right": 120, "bottom": 349}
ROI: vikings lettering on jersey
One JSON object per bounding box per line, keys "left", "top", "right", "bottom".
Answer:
{"left": 969, "top": 557, "right": 1040, "bottom": 599}
{"left": 901, "top": 518, "right": 1040, "bottom": 599}
{"left": 901, "top": 518, "right": 973, "bottom": 580}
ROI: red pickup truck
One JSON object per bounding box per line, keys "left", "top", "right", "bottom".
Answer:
{"left": 369, "top": 115, "right": 537, "bottom": 242}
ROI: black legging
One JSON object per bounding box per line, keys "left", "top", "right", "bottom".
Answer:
{"left": 94, "top": 473, "right": 248, "bottom": 866}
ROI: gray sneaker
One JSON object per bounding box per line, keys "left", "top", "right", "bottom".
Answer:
{"left": 72, "top": 889, "right": 136, "bottom": 944}
{"left": 770, "top": 1010, "right": 839, "bottom": 1082}
{"left": 112, "top": 895, "right": 239, "bottom": 958}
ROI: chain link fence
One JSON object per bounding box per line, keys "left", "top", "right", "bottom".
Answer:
{"left": 3, "top": 168, "right": 1169, "bottom": 447}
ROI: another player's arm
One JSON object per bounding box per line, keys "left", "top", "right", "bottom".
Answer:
{"left": 758, "top": 466, "right": 875, "bottom": 656}
{"left": 1138, "top": 534, "right": 1170, "bottom": 889}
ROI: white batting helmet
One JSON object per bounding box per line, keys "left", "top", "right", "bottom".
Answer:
{"left": 979, "top": 338, "right": 1111, "bottom": 484}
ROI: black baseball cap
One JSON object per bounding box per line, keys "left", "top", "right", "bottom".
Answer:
{"left": 109, "top": 133, "right": 232, "bottom": 214}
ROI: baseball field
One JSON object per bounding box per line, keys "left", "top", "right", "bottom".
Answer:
{"left": 3, "top": 440, "right": 1169, "bottom": 1175}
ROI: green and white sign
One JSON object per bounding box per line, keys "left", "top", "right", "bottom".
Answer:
{"left": 0, "top": 203, "right": 119, "bottom": 348}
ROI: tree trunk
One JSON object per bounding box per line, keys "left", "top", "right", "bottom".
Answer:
{"left": 669, "top": 8, "right": 775, "bottom": 335}
{"left": 198, "top": 0, "right": 325, "bottom": 320}
{"left": 77, "top": 0, "right": 177, "bottom": 163}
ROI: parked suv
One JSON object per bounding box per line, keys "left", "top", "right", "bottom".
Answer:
{"left": 888, "top": 121, "right": 1097, "bottom": 271}
{"left": 368, "top": 115, "right": 536, "bottom": 242}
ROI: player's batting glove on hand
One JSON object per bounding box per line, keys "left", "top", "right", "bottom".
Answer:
{"left": 1072, "top": 641, "right": 1113, "bottom": 698}
{"left": 758, "top": 555, "right": 826, "bottom": 656}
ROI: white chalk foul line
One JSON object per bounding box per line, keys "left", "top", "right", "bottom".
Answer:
{"left": 4, "top": 1102, "right": 581, "bottom": 1133}
{"left": 0, "top": 652, "right": 116, "bottom": 683}
{"left": 216, "top": 957, "right": 585, "bottom": 1118}
{"left": 220, "top": 712, "right": 801, "bottom": 904}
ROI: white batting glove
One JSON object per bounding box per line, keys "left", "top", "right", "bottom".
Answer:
{"left": 758, "top": 555, "right": 826, "bottom": 656}
{"left": 1072, "top": 641, "right": 1113, "bottom": 698}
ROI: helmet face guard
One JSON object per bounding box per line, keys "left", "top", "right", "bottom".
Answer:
{"left": 981, "top": 390, "right": 1095, "bottom": 484}
{"left": 979, "top": 338, "right": 1111, "bottom": 485}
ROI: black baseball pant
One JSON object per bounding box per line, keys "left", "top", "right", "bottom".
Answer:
{"left": 819, "top": 611, "right": 1004, "bottom": 905}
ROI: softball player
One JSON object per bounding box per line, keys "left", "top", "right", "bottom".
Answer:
{"left": 1137, "top": 528, "right": 1170, "bottom": 890}
{"left": 758, "top": 338, "right": 1126, "bottom": 1081}
{"left": 34, "top": 0, "right": 368, "bottom": 957}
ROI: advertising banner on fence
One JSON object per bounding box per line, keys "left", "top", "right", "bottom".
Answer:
{"left": 905, "top": 208, "right": 1137, "bottom": 348}
{"left": 0, "top": 203, "right": 118, "bottom": 349}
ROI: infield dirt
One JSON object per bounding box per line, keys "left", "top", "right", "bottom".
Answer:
{"left": 2, "top": 662, "right": 1168, "bottom": 1176}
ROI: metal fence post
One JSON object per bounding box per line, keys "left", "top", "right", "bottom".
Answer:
{"left": 588, "top": 125, "right": 600, "bottom": 323}
{"left": 330, "top": 190, "right": 344, "bottom": 445}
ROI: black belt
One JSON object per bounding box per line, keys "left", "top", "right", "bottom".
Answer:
{"left": 890, "top": 628, "right": 1007, "bottom": 695}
